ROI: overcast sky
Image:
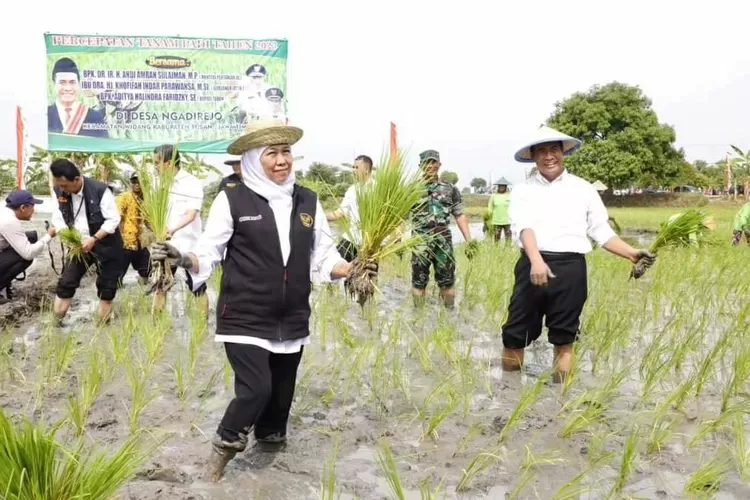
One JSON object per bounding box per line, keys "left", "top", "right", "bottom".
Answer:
{"left": 2, "top": 0, "right": 750, "bottom": 187}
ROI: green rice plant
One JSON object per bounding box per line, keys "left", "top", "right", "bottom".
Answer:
{"left": 456, "top": 447, "right": 504, "bottom": 492}
{"left": 609, "top": 425, "right": 640, "bottom": 497}
{"left": 194, "top": 368, "right": 222, "bottom": 422}
{"left": 345, "top": 149, "right": 434, "bottom": 305}
{"left": 0, "top": 329, "right": 22, "bottom": 386}
{"left": 498, "top": 372, "right": 549, "bottom": 443}
{"left": 134, "top": 155, "right": 178, "bottom": 313}
{"left": 559, "top": 364, "right": 628, "bottom": 438}
{"left": 170, "top": 355, "right": 188, "bottom": 405}
{"left": 553, "top": 433, "right": 614, "bottom": 500}
{"left": 645, "top": 407, "right": 680, "bottom": 456}
{"left": 0, "top": 410, "right": 148, "bottom": 500}
{"left": 109, "top": 320, "right": 133, "bottom": 367}
{"left": 509, "top": 446, "right": 565, "bottom": 499}
{"left": 376, "top": 439, "right": 406, "bottom": 500}
{"left": 40, "top": 329, "right": 78, "bottom": 387}
{"left": 693, "top": 328, "right": 731, "bottom": 399}
{"left": 452, "top": 424, "right": 482, "bottom": 458}
{"left": 684, "top": 453, "right": 730, "bottom": 498}
{"left": 688, "top": 411, "right": 735, "bottom": 449}
{"left": 732, "top": 412, "right": 750, "bottom": 481}
{"left": 124, "top": 356, "right": 153, "bottom": 434}
{"left": 57, "top": 227, "right": 86, "bottom": 262}
{"left": 66, "top": 349, "right": 105, "bottom": 436}
{"left": 630, "top": 209, "right": 716, "bottom": 279}
{"left": 418, "top": 374, "right": 460, "bottom": 442}
{"left": 139, "top": 311, "right": 171, "bottom": 369}
{"left": 318, "top": 435, "right": 341, "bottom": 500}
{"left": 187, "top": 296, "right": 209, "bottom": 380}
{"left": 720, "top": 343, "right": 750, "bottom": 413}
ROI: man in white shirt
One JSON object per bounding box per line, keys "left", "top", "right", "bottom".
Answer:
{"left": 325, "top": 154, "right": 373, "bottom": 262}
{"left": 0, "top": 191, "right": 56, "bottom": 302}
{"left": 50, "top": 159, "right": 123, "bottom": 324}
{"left": 502, "top": 126, "right": 655, "bottom": 383}
{"left": 153, "top": 145, "right": 207, "bottom": 310}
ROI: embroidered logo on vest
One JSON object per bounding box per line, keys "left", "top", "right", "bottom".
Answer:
{"left": 299, "top": 213, "right": 313, "bottom": 227}
{"left": 239, "top": 215, "right": 262, "bottom": 222}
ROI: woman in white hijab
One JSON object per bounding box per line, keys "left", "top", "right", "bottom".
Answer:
{"left": 151, "top": 119, "right": 376, "bottom": 482}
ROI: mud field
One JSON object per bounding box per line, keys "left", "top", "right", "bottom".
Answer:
{"left": 1, "top": 230, "right": 750, "bottom": 500}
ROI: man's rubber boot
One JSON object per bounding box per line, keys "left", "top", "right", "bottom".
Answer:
{"left": 255, "top": 432, "right": 287, "bottom": 453}
{"left": 206, "top": 433, "right": 247, "bottom": 483}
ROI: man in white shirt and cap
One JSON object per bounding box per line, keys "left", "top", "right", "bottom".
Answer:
{"left": 152, "top": 144, "right": 207, "bottom": 312}
{"left": 325, "top": 154, "right": 373, "bottom": 262}
{"left": 502, "top": 126, "right": 656, "bottom": 383}
{"left": 0, "top": 191, "right": 56, "bottom": 302}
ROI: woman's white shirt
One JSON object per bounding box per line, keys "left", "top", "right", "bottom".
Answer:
{"left": 188, "top": 190, "right": 344, "bottom": 353}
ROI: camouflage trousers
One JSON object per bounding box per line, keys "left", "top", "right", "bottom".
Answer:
{"left": 732, "top": 229, "right": 750, "bottom": 246}
{"left": 493, "top": 224, "right": 511, "bottom": 243}
{"left": 411, "top": 234, "right": 455, "bottom": 289}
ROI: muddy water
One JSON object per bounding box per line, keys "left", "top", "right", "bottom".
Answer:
{"left": 0, "top": 237, "right": 746, "bottom": 500}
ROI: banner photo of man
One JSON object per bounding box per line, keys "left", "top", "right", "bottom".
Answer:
{"left": 44, "top": 33, "right": 288, "bottom": 153}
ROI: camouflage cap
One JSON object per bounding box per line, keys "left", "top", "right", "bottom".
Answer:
{"left": 419, "top": 149, "right": 440, "bottom": 164}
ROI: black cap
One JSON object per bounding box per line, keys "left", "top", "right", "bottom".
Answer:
{"left": 52, "top": 57, "right": 79, "bottom": 81}
{"left": 245, "top": 64, "right": 267, "bottom": 77}
{"left": 265, "top": 87, "right": 284, "bottom": 100}
{"left": 6, "top": 190, "right": 43, "bottom": 208}
{"left": 224, "top": 159, "right": 241, "bottom": 166}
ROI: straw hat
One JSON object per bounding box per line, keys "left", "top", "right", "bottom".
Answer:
{"left": 514, "top": 125, "right": 582, "bottom": 163}
{"left": 227, "top": 118, "right": 303, "bottom": 155}
{"left": 493, "top": 177, "right": 511, "bottom": 186}
{"left": 591, "top": 180, "right": 608, "bottom": 191}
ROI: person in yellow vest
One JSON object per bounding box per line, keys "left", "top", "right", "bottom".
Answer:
{"left": 116, "top": 172, "right": 150, "bottom": 285}
{"left": 488, "top": 178, "right": 511, "bottom": 244}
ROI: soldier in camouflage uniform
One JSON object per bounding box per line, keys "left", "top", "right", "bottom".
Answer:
{"left": 411, "top": 150, "right": 473, "bottom": 309}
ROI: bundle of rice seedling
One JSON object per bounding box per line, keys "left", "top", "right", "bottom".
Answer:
{"left": 58, "top": 227, "right": 85, "bottom": 262}
{"left": 630, "top": 209, "right": 716, "bottom": 280}
{"left": 0, "top": 410, "right": 148, "bottom": 500}
{"left": 344, "top": 149, "right": 430, "bottom": 305}
{"left": 134, "top": 157, "right": 177, "bottom": 310}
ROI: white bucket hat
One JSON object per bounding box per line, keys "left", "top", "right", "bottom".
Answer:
{"left": 514, "top": 125, "right": 582, "bottom": 163}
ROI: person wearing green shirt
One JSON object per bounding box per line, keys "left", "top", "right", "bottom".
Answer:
{"left": 732, "top": 201, "right": 750, "bottom": 246}
{"left": 488, "top": 178, "right": 511, "bottom": 244}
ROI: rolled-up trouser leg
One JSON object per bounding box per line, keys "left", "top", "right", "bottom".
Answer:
{"left": 55, "top": 257, "right": 89, "bottom": 299}
{"left": 218, "top": 343, "right": 274, "bottom": 444}
{"left": 0, "top": 250, "right": 32, "bottom": 290}
{"left": 96, "top": 259, "right": 121, "bottom": 302}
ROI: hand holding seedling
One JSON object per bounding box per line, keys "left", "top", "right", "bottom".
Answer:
{"left": 150, "top": 241, "right": 192, "bottom": 269}
{"left": 629, "top": 250, "right": 657, "bottom": 280}
{"left": 529, "top": 258, "right": 555, "bottom": 287}
{"left": 81, "top": 237, "right": 97, "bottom": 253}
{"left": 465, "top": 240, "right": 479, "bottom": 260}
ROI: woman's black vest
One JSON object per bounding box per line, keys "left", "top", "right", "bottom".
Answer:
{"left": 217, "top": 183, "right": 317, "bottom": 340}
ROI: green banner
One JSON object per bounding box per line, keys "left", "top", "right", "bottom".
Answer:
{"left": 44, "top": 33, "right": 288, "bottom": 153}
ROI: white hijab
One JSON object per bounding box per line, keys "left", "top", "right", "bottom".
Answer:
{"left": 241, "top": 146, "right": 296, "bottom": 263}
